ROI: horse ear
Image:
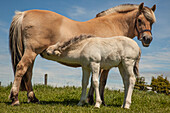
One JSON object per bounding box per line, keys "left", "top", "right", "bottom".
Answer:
{"left": 151, "top": 4, "right": 156, "bottom": 12}
{"left": 139, "top": 3, "right": 144, "bottom": 12}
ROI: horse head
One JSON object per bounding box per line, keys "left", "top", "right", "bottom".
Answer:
{"left": 135, "top": 3, "right": 156, "bottom": 47}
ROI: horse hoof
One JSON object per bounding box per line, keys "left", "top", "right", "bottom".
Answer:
{"left": 11, "top": 100, "right": 20, "bottom": 106}
{"left": 121, "top": 104, "right": 130, "bottom": 109}
{"left": 102, "top": 101, "right": 107, "bottom": 106}
{"left": 77, "top": 100, "right": 86, "bottom": 106}
{"left": 86, "top": 97, "right": 94, "bottom": 105}
{"left": 77, "top": 102, "right": 83, "bottom": 106}
{"left": 94, "top": 105, "right": 100, "bottom": 108}
{"left": 94, "top": 101, "right": 102, "bottom": 108}
{"left": 28, "top": 98, "right": 40, "bottom": 104}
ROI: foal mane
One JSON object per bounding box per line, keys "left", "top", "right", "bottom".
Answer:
{"left": 58, "top": 35, "right": 94, "bottom": 52}
{"left": 96, "top": 4, "right": 138, "bottom": 17}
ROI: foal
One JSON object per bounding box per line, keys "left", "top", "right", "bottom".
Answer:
{"left": 41, "top": 35, "right": 141, "bottom": 109}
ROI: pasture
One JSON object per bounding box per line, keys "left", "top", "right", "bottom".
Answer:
{"left": 0, "top": 85, "right": 169, "bottom": 113}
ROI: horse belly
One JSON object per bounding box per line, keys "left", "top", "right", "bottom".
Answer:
{"left": 40, "top": 48, "right": 82, "bottom": 67}
{"left": 100, "top": 57, "right": 121, "bottom": 70}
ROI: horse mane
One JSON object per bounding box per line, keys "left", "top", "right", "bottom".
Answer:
{"left": 58, "top": 34, "right": 94, "bottom": 52}
{"left": 142, "top": 7, "right": 156, "bottom": 23}
{"left": 96, "top": 3, "right": 156, "bottom": 23}
{"left": 96, "top": 4, "right": 139, "bottom": 17}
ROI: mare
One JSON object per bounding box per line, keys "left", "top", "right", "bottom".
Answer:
{"left": 41, "top": 35, "right": 141, "bottom": 109}
{"left": 9, "top": 3, "right": 156, "bottom": 106}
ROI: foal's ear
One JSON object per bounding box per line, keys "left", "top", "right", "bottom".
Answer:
{"left": 139, "top": 2, "right": 144, "bottom": 12}
{"left": 151, "top": 4, "right": 156, "bottom": 12}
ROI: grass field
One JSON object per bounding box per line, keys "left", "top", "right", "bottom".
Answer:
{"left": 0, "top": 84, "right": 169, "bottom": 113}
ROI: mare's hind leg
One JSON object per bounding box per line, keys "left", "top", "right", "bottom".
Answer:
{"left": 9, "top": 50, "right": 37, "bottom": 106}
{"left": 87, "top": 77, "right": 95, "bottom": 105}
{"left": 119, "top": 60, "right": 136, "bottom": 109}
{"left": 99, "top": 70, "right": 109, "bottom": 106}
{"left": 24, "top": 63, "right": 39, "bottom": 103}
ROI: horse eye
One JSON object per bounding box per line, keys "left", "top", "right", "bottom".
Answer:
{"left": 138, "top": 19, "right": 142, "bottom": 23}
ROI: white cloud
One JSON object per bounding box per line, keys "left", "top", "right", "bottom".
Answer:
{"left": 68, "top": 6, "right": 86, "bottom": 18}
{"left": 67, "top": 6, "right": 98, "bottom": 21}
{"left": 140, "top": 51, "right": 170, "bottom": 71}
{"left": 0, "top": 20, "right": 8, "bottom": 34}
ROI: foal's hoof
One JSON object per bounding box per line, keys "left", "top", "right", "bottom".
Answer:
{"left": 94, "top": 104, "right": 100, "bottom": 108}
{"left": 121, "top": 104, "right": 130, "bottom": 109}
{"left": 94, "top": 101, "right": 102, "bottom": 108}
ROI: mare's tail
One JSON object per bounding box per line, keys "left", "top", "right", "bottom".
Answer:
{"left": 9, "top": 11, "right": 26, "bottom": 90}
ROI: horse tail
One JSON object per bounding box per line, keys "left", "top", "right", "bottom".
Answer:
{"left": 9, "top": 11, "right": 26, "bottom": 90}
{"left": 133, "top": 49, "right": 141, "bottom": 77}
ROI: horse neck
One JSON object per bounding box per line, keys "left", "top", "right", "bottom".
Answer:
{"left": 99, "top": 10, "right": 138, "bottom": 38}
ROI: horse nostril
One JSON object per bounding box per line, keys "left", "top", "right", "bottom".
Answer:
{"left": 143, "top": 36, "right": 146, "bottom": 41}
{"left": 143, "top": 36, "right": 152, "bottom": 44}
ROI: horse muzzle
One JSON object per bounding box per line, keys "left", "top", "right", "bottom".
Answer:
{"left": 141, "top": 34, "right": 153, "bottom": 47}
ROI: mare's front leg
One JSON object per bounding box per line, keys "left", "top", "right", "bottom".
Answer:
{"left": 77, "top": 67, "right": 90, "bottom": 106}
{"left": 91, "top": 62, "right": 102, "bottom": 108}
{"left": 9, "top": 50, "right": 37, "bottom": 106}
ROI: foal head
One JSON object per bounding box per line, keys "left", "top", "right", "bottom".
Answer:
{"left": 135, "top": 3, "right": 156, "bottom": 47}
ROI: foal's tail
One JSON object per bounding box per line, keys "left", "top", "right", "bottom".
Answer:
{"left": 133, "top": 49, "right": 141, "bottom": 77}
{"left": 9, "top": 11, "right": 26, "bottom": 90}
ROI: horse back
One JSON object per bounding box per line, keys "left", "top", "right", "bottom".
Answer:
{"left": 21, "top": 10, "right": 79, "bottom": 54}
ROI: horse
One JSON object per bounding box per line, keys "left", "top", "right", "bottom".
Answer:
{"left": 40, "top": 35, "right": 141, "bottom": 109}
{"left": 9, "top": 3, "right": 156, "bottom": 106}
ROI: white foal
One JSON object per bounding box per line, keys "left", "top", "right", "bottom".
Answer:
{"left": 41, "top": 35, "right": 141, "bottom": 108}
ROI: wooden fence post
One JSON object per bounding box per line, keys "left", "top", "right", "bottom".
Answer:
{"left": 45, "top": 74, "right": 48, "bottom": 85}
{"left": 0, "top": 81, "right": 1, "bottom": 86}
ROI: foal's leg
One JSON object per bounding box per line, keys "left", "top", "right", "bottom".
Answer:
{"left": 91, "top": 62, "right": 102, "bottom": 108}
{"left": 120, "top": 60, "right": 136, "bottom": 109}
{"left": 118, "top": 63, "right": 128, "bottom": 108}
{"left": 24, "top": 63, "right": 39, "bottom": 103}
{"left": 77, "top": 68, "right": 90, "bottom": 106}
{"left": 99, "top": 69, "right": 109, "bottom": 106}
{"left": 87, "top": 69, "right": 105, "bottom": 105}
{"left": 9, "top": 50, "right": 37, "bottom": 106}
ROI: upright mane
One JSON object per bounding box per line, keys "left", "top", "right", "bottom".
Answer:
{"left": 96, "top": 4, "right": 139, "bottom": 17}
{"left": 58, "top": 35, "right": 94, "bottom": 52}
{"left": 142, "top": 7, "right": 156, "bottom": 23}
{"left": 96, "top": 3, "right": 156, "bottom": 23}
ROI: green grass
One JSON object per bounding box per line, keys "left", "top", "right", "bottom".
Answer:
{"left": 0, "top": 84, "right": 169, "bottom": 113}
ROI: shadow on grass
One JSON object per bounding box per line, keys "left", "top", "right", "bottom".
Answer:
{"left": 4, "top": 102, "right": 11, "bottom": 105}
{"left": 4, "top": 99, "right": 121, "bottom": 108}
{"left": 39, "top": 98, "right": 80, "bottom": 106}
{"left": 106, "top": 104, "right": 122, "bottom": 108}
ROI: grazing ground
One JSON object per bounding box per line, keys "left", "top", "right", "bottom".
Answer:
{"left": 0, "top": 84, "right": 169, "bottom": 113}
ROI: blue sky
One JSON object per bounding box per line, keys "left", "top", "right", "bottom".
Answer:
{"left": 0, "top": 0, "right": 170, "bottom": 87}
